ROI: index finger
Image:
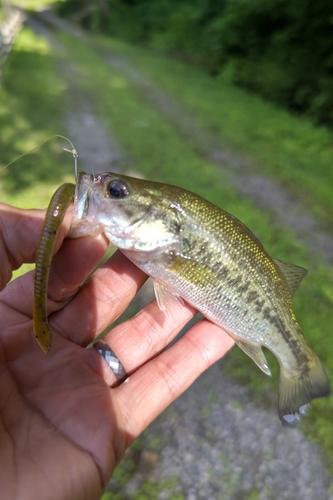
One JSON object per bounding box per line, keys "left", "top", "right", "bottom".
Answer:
{"left": 0, "top": 204, "right": 48, "bottom": 290}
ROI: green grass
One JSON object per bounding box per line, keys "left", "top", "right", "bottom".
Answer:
{"left": 2, "top": 25, "right": 333, "bottom": 475}
{"left": 12, "top": 0, "right": 58, "bottom": 8}
{"left": 0, "top": 28, "right": 73, "bottom": 197}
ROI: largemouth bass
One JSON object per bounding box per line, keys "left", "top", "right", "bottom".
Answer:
{"left": 34, "top": 172, "right": 331, "bottom": 425}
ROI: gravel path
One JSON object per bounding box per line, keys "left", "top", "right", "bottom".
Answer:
{"left": 28, "top": 11, "right": 332, "bottom": 499}
{"left": 144, "top": 365, "right": 331, "bottom": 500}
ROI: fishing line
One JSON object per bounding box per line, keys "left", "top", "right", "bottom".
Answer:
{"left": 2, "top": 134, "right": 78, "bottom": 177}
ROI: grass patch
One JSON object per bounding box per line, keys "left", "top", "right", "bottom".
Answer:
{"left": 12, "top": 0, "right": 58, "bottom": 8}
{"left": 0, "top": 27, "right": 73, "bottom": 195}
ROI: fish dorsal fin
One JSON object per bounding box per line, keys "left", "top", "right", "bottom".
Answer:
{"left": 236, "top": 340, "right": 272, "bottom": 376}
{"left": 273, "top": 259, "right": 307, "bottom": 296}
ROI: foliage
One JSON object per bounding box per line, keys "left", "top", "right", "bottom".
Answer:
{"left": 56, "top": 0, "right": 333, "bottom": 125}
{"left": 54, "top": 0, "right": 111, "bottom": 31}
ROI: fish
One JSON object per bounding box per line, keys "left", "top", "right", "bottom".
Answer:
{"left": 33, "top": 172, "right": 331, "bottom": 425}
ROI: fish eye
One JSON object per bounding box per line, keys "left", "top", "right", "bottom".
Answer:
{"left": 107, "top": 179, "right": 129, "bottom": 199}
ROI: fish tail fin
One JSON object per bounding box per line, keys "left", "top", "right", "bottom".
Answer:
{"left": 278, "top": 350, "right": 331, "bottom": 426}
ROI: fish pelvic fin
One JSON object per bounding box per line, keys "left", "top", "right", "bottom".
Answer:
{"left": 236, "top": 340, "right": 272, "bottom": 376}
{"left": 278, "top": 350, "right": 331, "bottom": 426}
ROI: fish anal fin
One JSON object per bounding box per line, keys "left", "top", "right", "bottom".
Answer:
{"left": 153, "top": 280, "right": 184, "bottom": 315}
{"left": 273, "top": 259, "right": 307, "bottom": 296}
{"left": 278, "top": 350, "right": 331, "bottom": 425}
{"left": 236, "top": 340, "right": 272, "bottom": 376}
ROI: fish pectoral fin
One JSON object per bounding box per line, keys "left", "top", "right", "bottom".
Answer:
{"left": 273, "top": 259, "right": 307, "bottom": 296}
{"left": 236, "top": 340, "right": 272, "bottom": 376}
{"left": 153, "top": 280, "right": 184, "bottom": 314}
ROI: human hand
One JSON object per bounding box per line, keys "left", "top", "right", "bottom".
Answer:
{"left": 0, "top": 203, "right": 234, "bottom": 500}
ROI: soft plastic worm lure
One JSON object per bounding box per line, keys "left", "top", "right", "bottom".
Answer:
{"left": 33, "top": 183, "right": 75, "bottom": 353}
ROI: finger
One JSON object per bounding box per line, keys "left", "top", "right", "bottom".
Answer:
{"left": 88, "top": 296, "right": 197, "bottom": 386}
{"left": 114, "top": 320, "right": 235, "bottom": 439}
{"left": 51, "top": 251, "right": 148, "bottom": 345}
{"left": 47, "top": 233, "right": 109, "bottom": 302}
{"left": 0, "top": 203, "right": 73, "bottom": 314}
{"left": 0, "top": 232, "right": 108, "bottom": 318}
{"left": 0, "top": 205, "right": 52, "bottom": 289}
{"left": 102, "top": 296, "right": 196, "bottom": 368}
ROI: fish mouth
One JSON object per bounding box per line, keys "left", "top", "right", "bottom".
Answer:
{"left": 92, "top": 172, "right": 112, "bottom": 185}
{"left": 73, "top": 172, "right": 112, "bottom": 219}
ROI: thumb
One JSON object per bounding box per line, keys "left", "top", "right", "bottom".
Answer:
{"left": 0, "top": 203, "right": 71, "bottom": 290}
